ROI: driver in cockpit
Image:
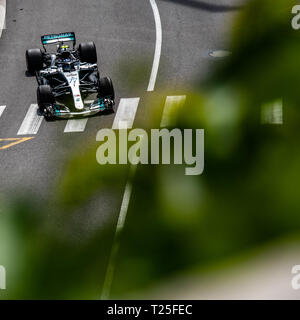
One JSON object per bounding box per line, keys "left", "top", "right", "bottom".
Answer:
{"left": 57, "top": 44, "right": 75, "bottom": 72}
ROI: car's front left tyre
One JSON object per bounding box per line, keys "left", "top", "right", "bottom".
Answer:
{"left": 26, "top": 49, "right": 43, "bottom": 73}
{"left": 37, "top": 85, "right": 55, "bottom": 121}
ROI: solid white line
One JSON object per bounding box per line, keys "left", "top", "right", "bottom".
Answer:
{"left": 17, "top": 104, "right": 43, "bottom": 135}
{"left": 0, "top": 0, "right": 6, "bottom": 38}
{"left": 147, "top": 0, "right": 162, "bottom": 92}
{"left": 161, "top": 95, "right": 186, "bottom": 127}
{"left": 101, "top": 0, "right": 163, "bottom": 299}
{"left": 0, "top": 105, "right": 6, "bottom": 118}
{"left": 101, "top": 165, "right": 137, "bottom": 300}
{"left": 64, "top": 119, "right": 88, "bottom": 133}
{"left": 101, "top": 98, "right": 140, "bottom": 299}
{"left": 116, "top": 179, "right": 134, "bottom": 232}
{"left": 112, "top": 98, "right": 140, "bottom": 129}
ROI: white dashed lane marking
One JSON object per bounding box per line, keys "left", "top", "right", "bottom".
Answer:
{"left": 0, "top": 105, "right": 6, "bottom": 118}
{"left": 4, "top": 96, "right": 189, "bottom": 137}
{"left": 112, "top": 98, "right": 140, "bottom": 129}
{"left": 0, "top": 0, "right": 6, "bottom": 38}
{"left": 161, "top": 95, "right": 186, "bottom": 127}
{"left": 261, "top": 99, "right": 283, "bottom": 125}
{"left": 17, "top": 104, "right": 43, "bottom": 135}
{"left": 64, "top": 119, "right": 88, "bottom": 133}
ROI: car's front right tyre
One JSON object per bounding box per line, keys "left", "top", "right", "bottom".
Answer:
{"left": 98, "top": 77, "right": 115, "bottom": 101}
{"left": 78, "top": 42, "right": 98, "bottom": 64}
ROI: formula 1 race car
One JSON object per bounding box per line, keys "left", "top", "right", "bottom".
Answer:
{"left": 26, "top": 32, "right": 115, "bottom": 120}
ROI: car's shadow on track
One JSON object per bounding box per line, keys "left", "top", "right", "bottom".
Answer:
{"left": 159, "top": 0, "right": 242, "bottom": 12}
{"left": 37, "top": 108, "right": 115, "bottom": 122}
{"left": 25, "top": 71, "right": 35, "bottom": 78}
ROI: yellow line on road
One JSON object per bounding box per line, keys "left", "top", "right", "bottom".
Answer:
{"left": 0, "top": 137, "right": 34, "bottom": 150}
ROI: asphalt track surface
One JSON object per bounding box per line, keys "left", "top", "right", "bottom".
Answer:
{"left": 0, "top": 0, "right": 241, "bottom": 297}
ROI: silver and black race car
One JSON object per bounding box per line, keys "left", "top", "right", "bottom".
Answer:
{"left": 26, "top": 32, "right": 115, "bottom": 121}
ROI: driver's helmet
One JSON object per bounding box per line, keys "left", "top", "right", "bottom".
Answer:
{"left": 59, "top": 44, "right": 71, "bottom": 59}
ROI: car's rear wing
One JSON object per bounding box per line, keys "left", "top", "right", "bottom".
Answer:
{"left": 41, "top": 32, "right": 76, "bottom": 48}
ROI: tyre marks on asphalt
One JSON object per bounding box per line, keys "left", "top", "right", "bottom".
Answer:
{"left": 112, "top": 98, "right": 140, "bottom": 129}
{"left": 64, "top": 119, "right": 88, "bottom": 133}
{"left": 17, "top": 104, "right": 43, "bottom": 135}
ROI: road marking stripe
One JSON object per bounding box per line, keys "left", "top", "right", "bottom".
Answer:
{"left": 261, "top": 99, "right": 283, "bottom": 125}
{"left": 64, "top": 119, "right": 88, "bottom": 133}
{"left": 17, "top": 104, "right": 43, "bottom": 135}
{"left": 147, "top": 0, "right": 162, "bottom": 92}
{"left": 101, "top": 98, "right": 140, "bottom": 298}
{"left": 0, "top": 0, "right": 6, "bottom": 38}
{"left": 101, "top": 164, "right": 137, "bottom": 300}
{"left": 161, "top": 95, "right": 186, "bottom": 127}
{"left": 0, "top": 105, "right": 6, "bottom": 118}
{"left": 0, "top": 137, "right": 34, "bottom": 150}
{"left": 112, "top": 98, "right": 140, "bottom": 129}
{"left": 101, "top": 98, "right": 187, "bottom": 300}
{"left": 101, "top": 0, "right": 162, "bottom": 298}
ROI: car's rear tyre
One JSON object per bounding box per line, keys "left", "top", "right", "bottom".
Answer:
{"left": 99, "top": 77, "right": 115, "bottom": 100}
{"left": 78, "top": 42, "right": 97, "bottom": 64}
{"left": 26, "top": 49, "right": 43, "bottom": 73}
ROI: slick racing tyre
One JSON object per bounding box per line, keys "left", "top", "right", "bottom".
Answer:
{"left": 37, "top": 85, "right": 55, "bottom": 106}
{"left": 99, "top": 77, "right": 115, "bottom": 100}
{"left": 37, "top": 85, "right": 55, "bottom": 121}
{"left": 78, "top": 42, "right": 97, "bottom": 64}
{"left": 26, "top": 49, "right": 43, "bottom": 73}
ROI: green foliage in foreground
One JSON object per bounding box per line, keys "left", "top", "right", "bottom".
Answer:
{"left": 1, "top": 0, "right": 300, "bottom": 299}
